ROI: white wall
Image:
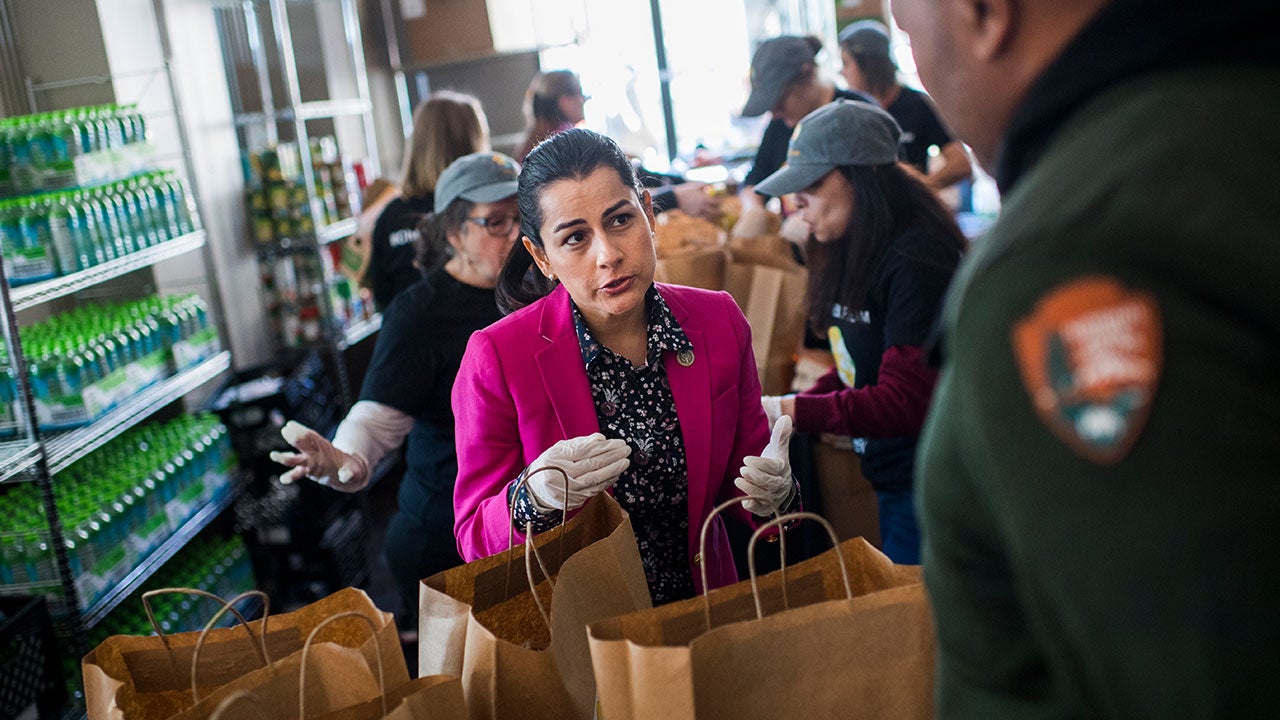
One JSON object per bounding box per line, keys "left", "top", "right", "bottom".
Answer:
{"left": 155, "top": 0, "right": 274, "bottom": 369}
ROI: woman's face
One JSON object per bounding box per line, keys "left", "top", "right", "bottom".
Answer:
{"left": 525, "top": 165, "right": 657, "bottom": 330}
{"left": 772, "top": 67, "right": 822, "bottom": 127}
{"left": 840, "top": 50, "right": 868, "bottom": 93}
{"left": 447, "top": 197, "right": 520, "bottom": 287}
{"left": 793, "top": 169, "right": 855, "bottom": 242}
{"left": 557, "top": 88, "right": 587, "bottom": 124}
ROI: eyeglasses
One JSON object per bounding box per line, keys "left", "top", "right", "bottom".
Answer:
{"left": 466, "top": 215, "right": 520, "bottom": 237}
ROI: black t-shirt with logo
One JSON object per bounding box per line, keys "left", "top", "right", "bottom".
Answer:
{"left": 886, "top": 88, "right": 953, "bottom": 175}
{"left": 370, "top": 193, "right": 434, "bottom": 311}
{"left": 359, "top": 267, "right": 503, "bottom": 527}
{"left": 827, "top": 228, "right": 958, "bottom": 490}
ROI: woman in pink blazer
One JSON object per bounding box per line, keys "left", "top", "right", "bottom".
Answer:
{"left": 452, "top": 129, "right": 797, "bottom": 603}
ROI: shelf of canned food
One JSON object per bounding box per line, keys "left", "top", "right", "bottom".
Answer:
{"left": 252, "top": 217, "right": 358, "bottom": 262}
{"left": 315, "top": 216, "right": 357, "bottom": 244}
{"left": 42, "top": 350, "right": 231, "bottom": 476}
{"left": 9, "top": 230, "right": 205, "bottom": 311}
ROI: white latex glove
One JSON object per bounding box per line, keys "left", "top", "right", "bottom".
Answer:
{"left": 734, "top": 415, "right": 795, "bottom": 516}
{"left": 525, "top": 433, "right": 631, "bottom": 512}
{"left": 270, "top": 420, "right": 369, "bottom": 492}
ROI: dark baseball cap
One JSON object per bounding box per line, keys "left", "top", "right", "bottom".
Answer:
{"left": 433, "top": 152, "right": 520, "bottom": 214}
{"left": 838, "top": 20, "right": 891, "bottom": 58}
{"left": 755, "top": 99, "right": 902, "bottom": 197}
{"left": 741, "top": 36, "right": 821, "bottom": 118}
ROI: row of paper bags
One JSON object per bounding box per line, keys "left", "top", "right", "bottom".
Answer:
{"left": 85, "top": 493, "right": 933, "bottom": 719}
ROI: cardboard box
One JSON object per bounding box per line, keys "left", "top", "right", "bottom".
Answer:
{"left": 814, "top": 441, "right": 881, "bottom": 546}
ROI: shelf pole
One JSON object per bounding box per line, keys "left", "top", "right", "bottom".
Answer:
{"left": 341, "top": 0, "right": 380, "bottom": 179}
{"left": 0, "top": 227, "right": 88, "bottom": 659}
{"left": 269, "top": 0, "right": 355, "bottom": 408}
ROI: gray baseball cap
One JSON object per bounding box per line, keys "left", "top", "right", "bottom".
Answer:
{"left": 838, "top": 20, "right": 891, "bottom": 58}
{"left": 433, "top": 152, "right": 520, "bottom": 214}
{"left": 741, "top": 36, "right": 821, "bottom": 118}
{"left": 755, "top": 99, "right": 902, "bottom": 197}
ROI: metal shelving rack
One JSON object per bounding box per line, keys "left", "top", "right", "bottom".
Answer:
{"left": 8, "top": 229, "right": 207, "bottom": 311}
{"left": 42, "top": 352, "right": 232, "bottom": 476}
{"left": 0, "top": 7, "right": 242, "bottom": 713}
{"left": 214, "top": 0, "right": 382, "bottom": 408}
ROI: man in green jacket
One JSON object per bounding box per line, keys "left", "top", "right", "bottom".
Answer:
{"left": 893, "top": 0, "right": 1280, "bottom": 716}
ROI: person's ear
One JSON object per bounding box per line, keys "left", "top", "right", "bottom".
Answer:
{"left": 523, "top": 237, "right": 554, "bottom": 279}
{"left": 954, "top": 0, "right": 1016, "bottom": 60}
{"left": 639, "top": 189, "right": 657, "bottom": 228}
{"left": 445, "top": 225, "right": 465, "bottom": 253}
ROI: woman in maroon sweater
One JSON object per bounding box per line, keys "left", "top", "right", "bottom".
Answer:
{"left": 756, "top": 99, "right": 965, "bottom": 563}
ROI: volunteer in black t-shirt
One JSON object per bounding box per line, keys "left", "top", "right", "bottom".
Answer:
{"left": 839, "top": 20, "right": 972, "bottom": 190}
{"left": 272, "top": 152, "right": 520, "bottom": 612}
{"left": 369, "top": 91, "right": 489, "bottom": 311}
{"left": 756, "top": 100, "right": 964, "bottom": 563}
{"left": 739, "top": 35, "right": 874, "bottom": 209}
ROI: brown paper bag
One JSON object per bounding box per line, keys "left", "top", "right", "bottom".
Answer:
{"left": 723, "top": 257, "right": 809, "bottom": 395}
{"left": 728, "top": 207, "right": 782, "bottom": 241}
{"left": 84, "top": 588, "right": 408, "bottom": 720}
{"left": 654, "top": 209, "right": 725, "bottom": 256}
{"left": 169, "top": 642, "right": 381, "bottom": 720}
{"left": 310, "top": 675, "right": 468, "bottom": 720}
{"left": 168, "top": 611, "right": 392, "bottom": 720}
{"left": 589, "top": 515, "right": 933, "bottom": 720}
{"left": 189, "top": 616, "right": 464, "bottom": 720}
{"left": 654, "top": 246, "right": 729, "bottom": 291}
{"left": 419, "top": 491, "right": 651, "bottom": 720}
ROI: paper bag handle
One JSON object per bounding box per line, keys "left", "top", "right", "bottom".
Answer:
{"left": 747, "top": 512, "right": 851, "bottom": 620}
{"left": 189, "top": 590, "right": 274, "bottom": 703}
{"left": 209, "top": 690, "right": 271, "bottom": 720}
{"left": 506, "top": 464, "right": 571, "bottom": 629}
{"left": 698, "top": 497, "right": 783, "bottom": 632}
{"left": 298, "top": 611, "right": 387, "bottom": 720}
{"left": 142, "top": 587, "right": 269, "bottom": 660}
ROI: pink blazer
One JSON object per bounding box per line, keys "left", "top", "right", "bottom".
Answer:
{"left": 451, "top": 283, "right": 771, "bottom": 593}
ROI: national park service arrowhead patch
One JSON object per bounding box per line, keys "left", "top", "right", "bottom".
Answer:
{"left": 1012, "top": 277, "right": 1163, "bottom": 464}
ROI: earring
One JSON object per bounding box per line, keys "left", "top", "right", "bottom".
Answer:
{"left": 546, "top": 273, "right": 557, "bottom": 281}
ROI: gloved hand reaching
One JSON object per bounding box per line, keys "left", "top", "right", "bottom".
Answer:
{"left": 524, "top": 433, "right": 631, "bottom": 513}
{"left": 270, "top": 420, "right": 369, "bottom": 492}
{"left": 734, "top": 415, "right": 795, "bottom": 516}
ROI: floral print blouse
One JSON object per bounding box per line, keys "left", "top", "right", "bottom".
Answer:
{"left": 510, "top": 285, "right": 696, "bottom": 604}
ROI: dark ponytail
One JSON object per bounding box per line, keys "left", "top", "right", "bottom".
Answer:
{"left": 495, "top": 128, "right": 640, "bottom": 315}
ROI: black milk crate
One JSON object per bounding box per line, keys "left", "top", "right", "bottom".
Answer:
{"left": 0, "top": 595, "right": 65, "bottom": 720}
{"left": 320, "top": 507, "right": 369, "bottom": 590}
{"left": 281, "top": 349, "right": 341, "bottom": 436}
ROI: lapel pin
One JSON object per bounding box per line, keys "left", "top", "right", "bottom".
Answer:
{"left": 677, "top": 349, "right": 695, "bottom": 367}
